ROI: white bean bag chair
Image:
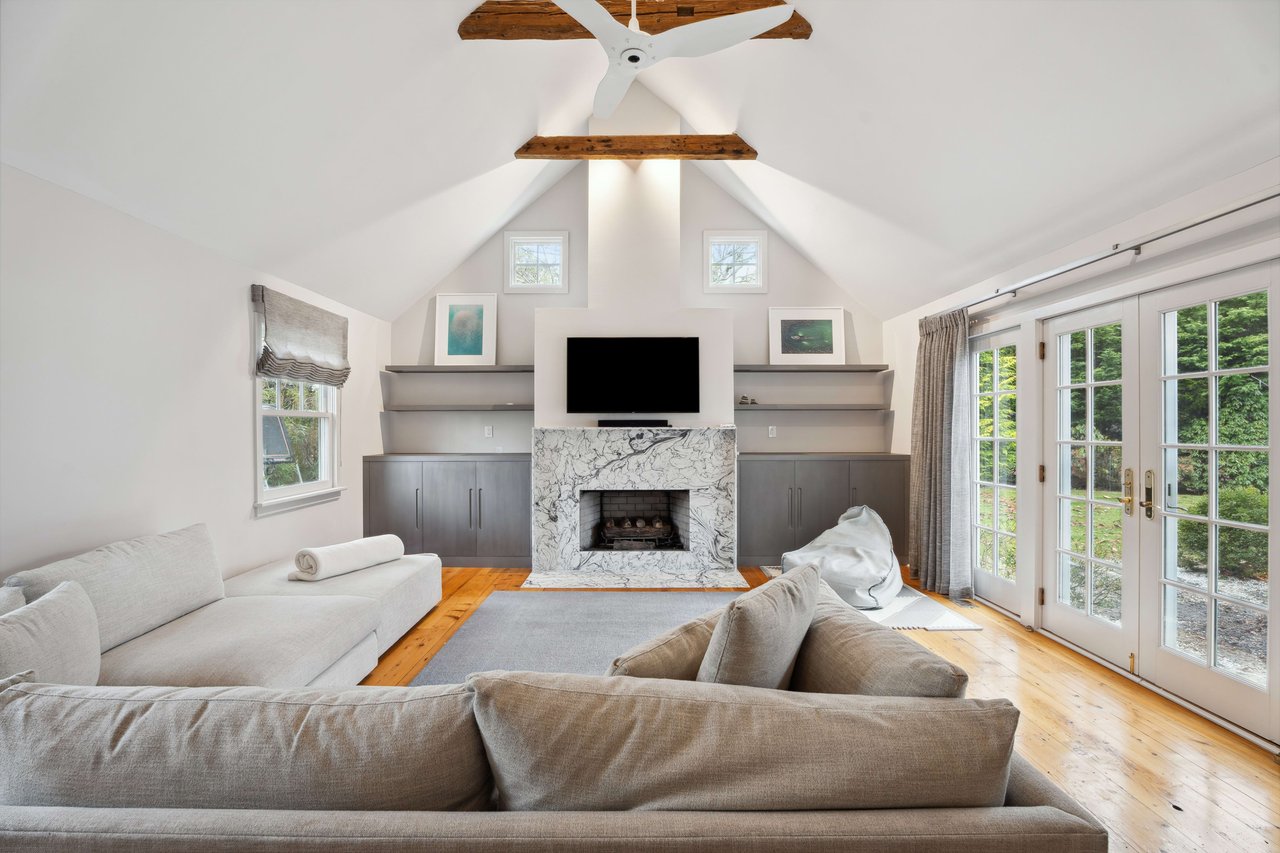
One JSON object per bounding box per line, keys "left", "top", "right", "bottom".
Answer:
{"left": 781, "top": 506, "right": 903, "bottom": 609}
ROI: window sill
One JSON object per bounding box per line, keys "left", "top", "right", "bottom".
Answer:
{"left": 254, "top": 486, "right": 346, "bottom": 518}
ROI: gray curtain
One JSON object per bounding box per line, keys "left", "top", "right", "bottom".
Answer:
{"left": 251, "top": 285, "right": 351, "bottom": 387}
{"left": 908, "top": 308, "right": 973, "bottom": 600}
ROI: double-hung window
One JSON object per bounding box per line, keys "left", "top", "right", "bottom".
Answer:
{"left": 256, "top": 377, "right": 340, "bottom": 513}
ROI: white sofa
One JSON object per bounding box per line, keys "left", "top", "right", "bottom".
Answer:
{"left": 2, "top": 524, "right": 442, "bottom": 687}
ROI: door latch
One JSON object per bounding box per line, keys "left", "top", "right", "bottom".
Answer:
{"left": 1138, "top": 470, "right": 1154, "bottom": 519}
{"left": 1120, "top": 468, "right": 1134, "bottom": 516}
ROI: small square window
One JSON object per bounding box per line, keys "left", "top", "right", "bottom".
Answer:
{"left": 504, "top": 231, "right": 568, "bottom": 294}
{"left": 704, "top": 230, "right": 767, "bottom": 293}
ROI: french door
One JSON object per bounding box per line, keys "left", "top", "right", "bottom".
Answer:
{"left": 1041, "top": 261, "right": 1277, "bottom": 741}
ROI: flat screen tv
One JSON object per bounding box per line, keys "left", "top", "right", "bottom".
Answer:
{"left": 566, "top": 337, "right": 699, "bottom": 413}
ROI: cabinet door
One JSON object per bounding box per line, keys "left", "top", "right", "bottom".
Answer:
{"left": 849, "top": 460, "right": 910, "bottom": 560}
{"left": 364, "top": 461, "right": 423, "bottom": 553}
{"left": 475, "top": 460, "right": 532, "bottom": 559}
{"left": 737, "top": 460, "right": 796, "bottom": 565}
{"left": 421, "top": 461, "right": 477, "bottom": 557}
{"left": 794, "top": 460, "right": 851, "bottom": 548}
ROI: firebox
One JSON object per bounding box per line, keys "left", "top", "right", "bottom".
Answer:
{"left": 578, "top": 489, "right": 691, "bottom": 552}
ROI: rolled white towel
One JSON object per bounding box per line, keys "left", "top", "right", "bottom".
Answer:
{"left": 289, "top": 535, "right": 405, "bottom": 582}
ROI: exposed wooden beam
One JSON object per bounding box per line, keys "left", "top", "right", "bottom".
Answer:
{"left": 459, "top": 1, "right": 811, "bottom": 41}
{"left": 515, "top": 134, "right": 758, "bottom": 160}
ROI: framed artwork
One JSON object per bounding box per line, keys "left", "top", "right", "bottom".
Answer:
{"left": 504, "top": 230, "right": 569, "bottom": 294}
{"left": 434, "top": 293, "right": 497, "bottom": 365}
{"left": 703, "top": 230, "right": 767, "bottom": 293}
{"left": 768, "top": 307, "right": 845, "bottom": 365}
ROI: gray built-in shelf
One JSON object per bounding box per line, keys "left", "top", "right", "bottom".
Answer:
{"left": 735, "top": 403, "right": 886, "bottom": 411}
{"left": 733, "top": 364, "right": 888, "bottom": 373}
{"left": 384, "top": 364, "right": 535, "bottom": 374}
{"left": 385, "top": 403, "right": 533, "bottom": 412}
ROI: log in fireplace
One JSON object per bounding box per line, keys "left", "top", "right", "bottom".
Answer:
{"left": 578, "top": 489, "right": 691, "bottom": 552}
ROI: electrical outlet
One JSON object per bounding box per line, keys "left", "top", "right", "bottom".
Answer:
{"left": 768, "top": 425, "right": 777, "bottom": 438}
{"left": 484, "top": 425, "right": 494, "bottom": 438}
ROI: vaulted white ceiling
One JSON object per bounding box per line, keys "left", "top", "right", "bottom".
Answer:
{"left": 3, "top": 0, "right": 1277, "bottom": 320}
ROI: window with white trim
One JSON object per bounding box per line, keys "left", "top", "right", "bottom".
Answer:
{"left": 255, "top": 377, "right": 340, "bottom": 514}
{"left": 973, "top": 341, "right": 1018, "bottom": 581}
{"left": 704, "top": 230, "right": 767, "bottom": 293}
{"left": 504, "top": 231, "right": 568, "bottom": 293}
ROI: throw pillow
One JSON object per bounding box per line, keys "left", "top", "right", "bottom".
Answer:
{"left": 469, "top": 670, "right": 1019, "bottom": 812}
{"left": 606, "top": 605, "right": 724, "bottom": 679}
{"left": 0, "top": 682, "right": 493, "bottom": 811}
{"left": 0, "top": 581, "right": 99, "bottom": 685}
{"left": 696, "top": 561, "right": 821, "bottom": 689}
{"left": 790, "top": 581, "right": 969, "bottom": 697}
{"left": 0, "top": 586, "right": 24, "bottom": 616}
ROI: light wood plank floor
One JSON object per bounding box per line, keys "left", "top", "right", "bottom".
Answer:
{"left": 364, "top": 567, "right": 1279, "bottom": 853}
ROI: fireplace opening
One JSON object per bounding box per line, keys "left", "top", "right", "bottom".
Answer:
{"left": 579, "top": 489, "right": 691, "bottom": 552}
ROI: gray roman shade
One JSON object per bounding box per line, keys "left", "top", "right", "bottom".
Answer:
{"left": 251, "top": 285, "right": 351, "bottom": 387}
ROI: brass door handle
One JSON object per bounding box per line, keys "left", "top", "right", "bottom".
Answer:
{"left": 1138, "top": 470, "right": 1154, "bottom": 519}
{"left": 1121, "top": 469, "right": 1134, "bottom": 516}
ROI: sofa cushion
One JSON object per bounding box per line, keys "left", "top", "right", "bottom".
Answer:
{"left": 0, "top": 581, "right": 99, "bottom": 685}
{"left": 0, "top": 671, "right": 34, "bottom": 691}
{"left": 469, "top": 670, "right": 1019, "bottom": 812}
{"left": 606, "top": 606, "right": 723, "bottom": 679}
{"left": 224, "top": 554, "right": 443, "bottom": 654}
{"left": 696, "top": 562, "right": 821, "bottom": 689}
{"left": 0, "top": 682, "right": 492, "bottom": 811}
{"left": 0, "top": 586, "right": 24, "bottom": 616}
{"left": 99, "top": 595, "right": 378, "bottom": 687}
{"left": 790, "top": 582, "right": 969, "bottom": 698}
{"left": 3, "top": 524, "right": 224, "bottom": 652}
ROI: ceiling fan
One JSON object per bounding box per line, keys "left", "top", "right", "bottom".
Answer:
{"left": 555, "top": 0, "right": 795, "bottom": 118}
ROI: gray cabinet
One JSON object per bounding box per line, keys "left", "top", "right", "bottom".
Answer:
{"left": 364, "top": 455, "right": 532, "bottom": 566}
{"left": 737, "top": 455, "right": 909, "bottom": 567}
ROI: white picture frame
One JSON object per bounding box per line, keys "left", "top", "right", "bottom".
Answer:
{"left": 504, "top": 230, "right": 569, "bottom": 294}
{"left": 768, "top": 307, "right": 846, "bottom": 365}
{"left": 703, "top": 230, "right": 767, "bottom": 293}
{"left": 434, "top": 293, "right": 497, "bottom": 365}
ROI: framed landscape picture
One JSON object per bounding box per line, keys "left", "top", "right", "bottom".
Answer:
{"left": 434, "top": 293, "right": 497, "bottom": 366}
{"left": 768, "top": 307, "right": 845, "bottom": 365}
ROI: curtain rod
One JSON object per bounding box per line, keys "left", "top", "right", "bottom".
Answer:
{"left": 953, "top": 189, "right": 1280, "bottom": 314}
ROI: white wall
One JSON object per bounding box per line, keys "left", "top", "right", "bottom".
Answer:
{"left": 884, "top": 158, "right": 1280, "bottom": 453}
{"left": 390, "top": 164, "right": 588, "bottom": 365}
{"left": 0, "top": 165, "right": 391, "bottom": 578}
{"left": 680, "top": 164, "right": 883, "bottom": 365}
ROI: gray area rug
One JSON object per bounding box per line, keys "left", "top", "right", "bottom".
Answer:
{"left": 409, "top": 591, "right": 739, "bottom": 686}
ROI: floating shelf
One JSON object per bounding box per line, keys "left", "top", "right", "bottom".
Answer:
{"left": 734, "top": 403, "right": 887, "bottom": 411}
{"left": 734, "top": 364, "right": 888, "bottom": 373}
{"left": 384, "top": 403, "right": 533, "bottom": 412}
{"left": 384, "top": 364, "right": 534, "bottom": 374}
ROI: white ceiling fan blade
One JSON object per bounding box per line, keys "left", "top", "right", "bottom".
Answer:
{"left": 593, "top": 66, "right": 636, "bottom": 118}
{"left": 553, "top": 0, "right": 631, "bottom": 48}
{"left": 651, "top": 4, "right": 794, "bottom": 60}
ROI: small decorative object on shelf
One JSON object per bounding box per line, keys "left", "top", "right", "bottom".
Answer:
{"left": 768, "top": 307, "right": 846, "bottom": 365}
{"left": 434, "top": 293, "right": 497, "bottom": 366}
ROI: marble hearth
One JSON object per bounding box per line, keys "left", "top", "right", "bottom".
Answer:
{"left": 527, "top": 427, "right": 743, "bottom": 588}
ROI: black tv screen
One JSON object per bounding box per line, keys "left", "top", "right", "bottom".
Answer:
{"left": 566, "top": 337, "right": 700, "bottom": 413}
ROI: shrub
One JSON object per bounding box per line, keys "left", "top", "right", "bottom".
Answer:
{"left": 1177, "top": 487, "right": 1268, "bottom": 581}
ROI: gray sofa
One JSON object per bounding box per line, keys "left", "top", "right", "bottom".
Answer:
{"left": 2, "top": 524, "right": 442, "bottom": 687}
{"left": 0, "top": 581, "right": 1108, "bottom": 852}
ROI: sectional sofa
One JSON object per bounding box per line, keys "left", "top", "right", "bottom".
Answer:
{"left": 1, "top": 524, "right": 442, "bottom": 687}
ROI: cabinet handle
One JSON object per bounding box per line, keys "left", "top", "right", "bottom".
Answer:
{"left": 788, "top": 487, "right": 794, "bottom": 528}
{"left": 477, "top": 489, "right": 483, "bottom": 529}
{"left": 469, "top": 488, "right": 474, "bottom": 528}
{"left": 415, "top": 488, "right": 420, "bottom": 529}
{"left": 797, "top": 487, "right": 803, "bottom": 528}
{"left": 850, "top": 486, "right": 858, "bottom": 507}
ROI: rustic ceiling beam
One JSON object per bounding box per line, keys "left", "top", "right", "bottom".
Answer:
{"left": 459, "top": 1, "right": 811, "bottom": 41}
{"left": 515, "top": 134, "right": 758, "bottom": 160}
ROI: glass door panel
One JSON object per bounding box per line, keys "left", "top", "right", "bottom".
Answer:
{"left": 1042, "top": 303, "right": 1141, "bottom": 666}
{"left": 971, "top": 331, "right": 1020, "bottom": 614}
{"left": 1139, "top": 267, "right": 1275, "bottom": 740}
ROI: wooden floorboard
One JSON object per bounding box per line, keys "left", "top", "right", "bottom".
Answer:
{"left": 363, "top": 566, "right": 1278, "bottom": 852}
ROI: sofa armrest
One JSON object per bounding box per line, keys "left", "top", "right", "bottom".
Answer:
{"left": 0, "top": 804, "right": 1107, "bottom": 853}
{"left": 1005, "top": 752, "right": 1108, "bottom": 836}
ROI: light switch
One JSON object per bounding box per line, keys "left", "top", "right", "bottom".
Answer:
{"left": 768, "top": 425, "right": 777, "bottom": 438}
{"left": 484, "top": 425, "right": 494, "bottom": 438}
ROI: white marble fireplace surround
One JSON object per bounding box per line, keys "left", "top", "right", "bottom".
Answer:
{"left": 527, "top": 427, "right": 743, "bottom": 588}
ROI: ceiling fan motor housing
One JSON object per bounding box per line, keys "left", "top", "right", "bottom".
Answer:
{"left": 621, "top": 47, "right": 648, "bottom": 65}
